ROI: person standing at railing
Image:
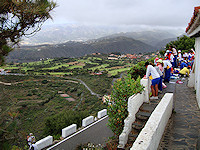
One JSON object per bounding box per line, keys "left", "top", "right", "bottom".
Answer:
{"left": 144, "top": 61, "right": 160, "bottom": 100}
{"left": 156, "top": 59, "right": 164, "bottom": 93}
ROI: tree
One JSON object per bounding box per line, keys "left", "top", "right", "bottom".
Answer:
{"left": 165, "top": 35, "right": 195, "bottom": 51}
{"left": 0, "top": 0, "right": 57, "bottom": 65}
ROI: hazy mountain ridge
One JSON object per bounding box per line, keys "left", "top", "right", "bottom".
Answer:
{"left": 21, "top": 24, "right": 181, "bottom": 46}
{"left": 7, "top": 36, "right": 155, "bottom": 63}
{"left": 7, "top": 27, "right": 182, "bottom": 63}
{"left": 97, "top": 31, "right": 177, "bottom": 48}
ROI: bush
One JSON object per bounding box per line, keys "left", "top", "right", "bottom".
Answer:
{"left": 128, "top": 61, "right": 146, "bottom": 80}
{"left": 107, "top": 74, "right": 144, "bottom": 136}
{"left": 44, "top": 110, "right": 88, "bottom": 135}
{"left": 41, "top": 80, "right": 48, "bottom": 84}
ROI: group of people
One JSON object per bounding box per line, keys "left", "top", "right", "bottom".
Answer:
{"left": 144, "top": 46, "right": 195, "bottom": 100}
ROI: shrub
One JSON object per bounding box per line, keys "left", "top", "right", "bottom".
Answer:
{"left": 107, "top": 74, "right": 144, "bottom": 136}
{"left": 128, "top": 61, "right": 146, "bottom": 80}
{"left": 41, "top": 80, "right": 48, "bottom": 84}
{"left": 44, "top": 110, "right": 88, "bottom": 135}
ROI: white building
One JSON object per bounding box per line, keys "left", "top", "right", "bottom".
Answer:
{"left": 186, "top": 6, "right": 200, "bottom": 108}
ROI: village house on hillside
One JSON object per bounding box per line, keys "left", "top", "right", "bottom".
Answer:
{"left": 186, "top": 6, "right": 200, "bottom": 108}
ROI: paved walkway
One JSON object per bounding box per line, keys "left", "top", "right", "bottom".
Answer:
{"left": 158, "top": 78, "right": 200, "bottom": 150}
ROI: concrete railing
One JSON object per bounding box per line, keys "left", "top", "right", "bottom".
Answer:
{"left": 62, "top": 124, "right": 77, "bottom": 138}
{"left": 35, "top": 135, "right": 53, "bottom": 150}
{"left": 118, "top": 78, "right": 150, "bottom": 148}
{"left": 131, "top": 93, "right": 173, "bottom": 150}
{"left": 82, "top": 116, "right": 94, "bottom": 127}
{"left": 97, "top": 109, "right": 107, "bottom": 119}
{"left": 47, "top": 108, "right": 109, "bottom": 150}
{"left": 36, "top": 109, "right": 107, "bottom": 150}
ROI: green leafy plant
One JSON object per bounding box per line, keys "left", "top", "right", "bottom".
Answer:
{"left": 107, "top": 74, "right": 144, "bottom": 136}
{"left": 128, "top": 61, "right": 146, "bottom": 80}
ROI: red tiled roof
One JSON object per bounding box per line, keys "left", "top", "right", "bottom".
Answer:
{"left": 186, "top": 6, "right": 200, "bottom": 33}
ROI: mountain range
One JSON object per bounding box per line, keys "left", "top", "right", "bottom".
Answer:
{"left": 21, "top": 24, "right": 180, "bottom": 46}
{"left": 6, "top": 26, "right": 180, "bottom": 63}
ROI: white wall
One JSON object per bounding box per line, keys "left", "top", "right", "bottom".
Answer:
{"left": 118, "top": 79, "right": 149, "bottom": 148}
{"left": 131, "top": 93, "right": 173, "bottom": 150}
{"left": 195, "top": 37, "right": 200, "bottom": 108}
{"left": 62, "top": 124, "right": 77, "bottom": 138}
{"left": 36, "top": 136, "right": 53, "bottom": 150}
{"left": 82, "top": 116, "right": 94, "bottom": 127}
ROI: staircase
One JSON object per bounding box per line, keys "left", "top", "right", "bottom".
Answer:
{"left": 125, "top": 98, "right": 161, "bottom": 149}
{"left": 124, "top": 81, "right": 176, "bottom": 149}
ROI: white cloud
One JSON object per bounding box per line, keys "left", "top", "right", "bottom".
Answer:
{"left": 49, "top": 0, "right": 199, "bottom": 28}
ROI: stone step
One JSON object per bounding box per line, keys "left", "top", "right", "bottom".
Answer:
{"left": 136, "top": 111, "right": 151, "bottom": 118}
{"left": 139, "top": 104, "right": 154, "bottom": 112}
{"left": 132, "top": 121, "right": 146, "bottom": 130}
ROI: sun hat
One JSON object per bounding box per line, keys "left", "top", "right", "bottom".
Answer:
{"left": 178, "top": 50, "right": 181, "bottom": 52}
{"left": 166, "top": 50, "right": 170, "bottom": 53}
{"left": 156, "top": 59, "right": 163, "bottom": 63}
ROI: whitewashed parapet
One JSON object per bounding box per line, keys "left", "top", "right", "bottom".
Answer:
{"left": 35, "top": 135, "right": 53, "bottom": 150}
{"left": 118, "top": 93, "right": 144, "bottom": 148}
{"left": 188, "top": 62, "right": 195, "bottom": 88}
{"left": 97, "top": 109, "right": 107, "bottom": 119}
{"left": 82, "top": 116, "right": 94, "bottom": 127}
{"left": 140, "top": 78, "right": 150, "bottom": 102}
{"left": 131, "top": 93, "right": 173, "bottom": 150}
{"left": 118, "top": 78, "right": 150, "bottom": 148}
{"left": 62, "top": 124, "right": 77, "bottom": 138}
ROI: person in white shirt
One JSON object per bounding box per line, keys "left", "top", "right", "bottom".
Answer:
{"left": 30, "top": 143, "right": 38, "bottom": 150}
{"left": 163, "top": 59, "right": 172, "bottom": 83}
{"left": 177, "top": 50, "right": 182, "bottom": 66}
{"left": 183, "top": 52, "right": 188, "bottom": 60}
{"left": 144, "top": 62, "right": 160, "bottom": 100}
{"left": 172, "top": 47, "right": 178, "bottom": 68}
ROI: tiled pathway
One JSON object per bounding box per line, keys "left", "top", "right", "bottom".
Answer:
{"left": 158, "top": 79, "right": 200, "bottom": 150}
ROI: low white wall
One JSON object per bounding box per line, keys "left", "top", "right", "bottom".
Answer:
{"left": 188, "top": 62, "right": 195, "bottom": 88}
{"left": 118, "top": 93, "right": 144, "bottom": 148}
{"left": 131, "top": 93, "right": 173, "bottom": 150}
{"left": 62, "top": 124, "right": 77, "bottom": 138}
{"left": 82, "top": 116, "right": 94, "bottom": 127}
{"left": 36, "top": 135, "right": 53, "bottom": 150}
{"left": 118, "top": 78, "right": 149, "bottom": 148}
{"left": 140, "top": 79, "right": 150, "bottom": 102}
{"left": 195, "top": 37, "right": 200, "bottom": 108}
{"left": 97, "top": 109, "right": 107, "bottom": 119}
{"left": 188, "top": 72, "right": 195, "bottom": 87}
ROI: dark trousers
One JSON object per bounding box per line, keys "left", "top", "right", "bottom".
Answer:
{"left": 174, "top": 55, "right": 178, "bottom": 68}
{"left": 164, "top": 68, "right": 171, "bottom": 82}
{"left": 158, "top": 76, "right": 163, "bottom": 91}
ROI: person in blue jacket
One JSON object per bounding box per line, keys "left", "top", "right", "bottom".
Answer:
{"left": 180, "top": 60, "right": 188, "bottom": 70}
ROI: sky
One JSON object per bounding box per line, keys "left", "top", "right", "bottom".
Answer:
{"left": 45, "top": 0, "right": 200, "bottom": 30}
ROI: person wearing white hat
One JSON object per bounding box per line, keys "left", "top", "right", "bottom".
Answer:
{"left": 172, "top": 46, "right": 178, "bottom": 68}
{"left": 164, "top": 50, "right": 170, "bottom": 57}
{"left": 156, "top": 59, "right": 164, "bottom": 92}
{"left": 27, "top": 133, "right": 36, "bottom": 149}
{"left": 177, "top": 50, "right": 182, "bottom": 66}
